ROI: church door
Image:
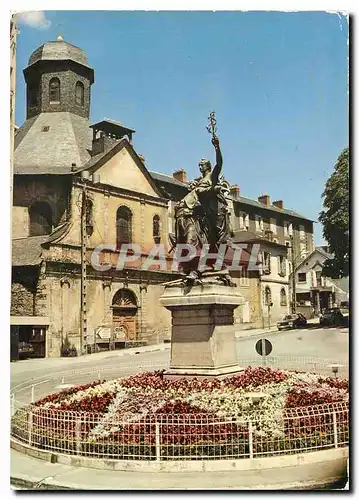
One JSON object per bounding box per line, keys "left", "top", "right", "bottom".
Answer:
{"left": 111, "top": 289, "right": 138, "bottom": 343}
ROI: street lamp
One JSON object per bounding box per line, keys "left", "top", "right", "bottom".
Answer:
{"left": 327, "top": 364, "right": 344, "bottom": 379}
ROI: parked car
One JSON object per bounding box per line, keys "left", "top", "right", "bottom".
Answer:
{"left": 319, "top": 308, "right": 346, "bottom": 326}
{"left": 18, "top": 341, "right": 35, "bottom": 359}
{"left": 277, "top": 313, "right": 307, "bottom": 331}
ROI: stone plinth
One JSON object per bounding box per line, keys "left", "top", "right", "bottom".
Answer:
{"left": 160, "top": 282, "right": 244, "bottom": 378}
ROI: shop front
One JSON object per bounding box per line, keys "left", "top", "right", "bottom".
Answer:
{"left": 10, "top": 316, "right": 50, "bottom": 360}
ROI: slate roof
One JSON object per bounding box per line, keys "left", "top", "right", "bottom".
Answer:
{"left": 45, "top": 222, "right": 72, "bottom": 243}
{"left": 316, "top": 246, "right": 332, "bottom": 259}
{"left": 75, "top": 139, "right": 122, "bottom": 173}
{"left": 12, "top": 236, "right": 48, "bottom": 266}
{"left": 296, "top": 247, "right": 333, "bottom": 270}
{"left": 91, "top": 119, "right": 135, "bottom": 134}
{"left": 233, "top": 195, "right": 314, "bottom": 222}
{"left": 149, "top": 170, "right": 314, "bottom": 222}
{"left": 73, "top": 139, "right": 168, "bottom": 199}
{"left": 28, "top": 40, "right": 91, "bottom": 69}
{"left": 150, "top": 171, "right": 188, "bottom": 188}
{"left": 14, "top": 112, "right": 92, "bottom": 175}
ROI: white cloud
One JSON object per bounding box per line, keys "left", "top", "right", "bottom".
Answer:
{"left": 16, "top": 11, "right": 51, "bottom": 30}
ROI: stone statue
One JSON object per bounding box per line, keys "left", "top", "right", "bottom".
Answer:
{"left": 169, "top": 113, "right": 234, "bottom": 283}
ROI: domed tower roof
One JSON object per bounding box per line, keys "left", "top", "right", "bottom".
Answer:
{"left": 15, "top": 36, "right": 94, "bottom": 175}
{"left": 28, "top": 36, "right": 91, "bottom": 68}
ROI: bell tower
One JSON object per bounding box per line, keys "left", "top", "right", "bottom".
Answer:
{"left": 23, "top": 35, "right": 94, "bottom": 120}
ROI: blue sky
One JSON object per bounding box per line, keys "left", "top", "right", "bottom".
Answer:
{"left": 15, "top": 11, "right": 348, "bottom": 244}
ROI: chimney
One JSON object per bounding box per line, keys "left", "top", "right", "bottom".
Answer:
{"left": 230, "top": 185, "right": 240, "bottom": 199}
{"left": 273, "top": 200, "right": 284, "bottom": 209}
{"left": 258, "top": 194, "right": 270, "bottom": 207}
{"left": 138, "top": 154, "right": 145, "bottom": 164}
{"left": 91, "top": 131, "right": 118, "bottom": 157}
{"left": 173, "top": 169, "right": 187, "bottom": 184}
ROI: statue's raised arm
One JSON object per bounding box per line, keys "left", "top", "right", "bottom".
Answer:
{"left": 211, "top": 135, "right": 222, "bottom": 186}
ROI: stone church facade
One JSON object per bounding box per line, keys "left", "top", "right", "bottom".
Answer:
{"left": 11, "top": 37, "right": 315, "bottom": 358}
{"left": 11, "top": 37, "right": 177, "bottom": 357}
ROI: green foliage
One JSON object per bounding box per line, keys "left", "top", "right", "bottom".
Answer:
{"left": 60, "top": 336, "right": 78, "bottom": 357}
{"left": 319, "top": 148, "right": 349, "bottom": 278}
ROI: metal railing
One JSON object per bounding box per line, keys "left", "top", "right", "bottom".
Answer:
{"left": 11, "top": 401, "right": 348, "bottom": 461}
{"left": 11, "top": 357, "right": 349, "bottom": 462}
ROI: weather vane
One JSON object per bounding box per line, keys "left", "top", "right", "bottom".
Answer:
{"left": 206, "top": 111, "right": 218, "bottom": 139}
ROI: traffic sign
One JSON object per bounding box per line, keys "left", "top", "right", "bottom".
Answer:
{"left": 255, "top": 338, "right": 272, "bottom": 356}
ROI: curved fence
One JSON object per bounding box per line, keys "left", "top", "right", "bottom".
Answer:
{"left": 11, "top": 357, "right": 349, "bottom": 462}
{"left": 11, "top": 401, "right": 349, "bottom": 461}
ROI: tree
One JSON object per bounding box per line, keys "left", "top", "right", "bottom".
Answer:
{"left": 318, "top": 147, "right": 349, "bottom": 278}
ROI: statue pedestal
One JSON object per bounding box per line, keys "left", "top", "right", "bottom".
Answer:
{"left": 160, "top": 282, "right": 244, "bottom": 378}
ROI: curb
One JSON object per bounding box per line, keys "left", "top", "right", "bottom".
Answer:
{"left": 12, "top": 343, "right": 171, "bottom": 367}
{"left": 11, "top": 476, "right": 348, "bottom": 491}
{"left": 85, "top": 343, "right": 171, "bottom": 358}
{"left": 11, "top": 437, "right": 349, "bottom": 474}
{"left": 11, "top": 475, "right": 71, "bottom": 491}
{"left": 10, "top": 443, "right": 348, "bottom": 491}
{"left": 235, "top": 328, "right": 278, "bottom": 339}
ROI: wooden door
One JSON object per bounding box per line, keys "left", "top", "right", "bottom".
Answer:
{"left": 112, "top": 308, "right": 136, "bottom": 341}
{"left": 112, "top": 289, "right": 138, "bottom": 342}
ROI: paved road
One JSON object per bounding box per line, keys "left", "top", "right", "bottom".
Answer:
{"left": 11, "top": 326, "right": 348, "bottom": 401}
{"left": 235, "top": 326, "right": 349, "bottom": 360}
{"left": 10, "top": 326, "right": 349, "bottom": 490}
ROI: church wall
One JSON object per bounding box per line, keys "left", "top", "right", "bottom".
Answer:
{"left": 12, "top": 176, "right": 71, "bottom": 238}
{"left": 40, "top": 270, "right": 172, "bottom": 357}
{"left": 97, "top": 148, "right": 159, "bottom": 197}
{"left": 63, "top": 183, "right": 169, "bottom": 255}
{"left": 12, "top": 206, "right": 29, "bottom": 240}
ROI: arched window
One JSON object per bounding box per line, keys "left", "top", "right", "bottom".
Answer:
{"left": 277, "top": 255, "right": 286, "bottom": 276}
{"left": 116, "top": 206, "right": 132, "bottom": 247}
{"left": 29, "top": 202, "right": 53, "bottom": 236}
{"left": 112, "top": 288, "right": 138, "bottom": 309}
{"left": 75, "top": 81, "right": 84, "bottom": 106}
{"left": 280, "top": 288, "right": 287, "bottom": 306}
{"left": 153, "top": 215, "right": 161, "bottom": 243}
{"left": 264, "top": 286, "right": 272, "bottom": 306}
{"left": 262, "top": 251, "right": 271, "bottom": 274}
{"left": 49, "top": 78, "right": 60, "bottom": 103}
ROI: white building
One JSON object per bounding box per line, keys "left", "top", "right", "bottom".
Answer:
{"left": 294, "top": 247, "right": 349, "bottom": 315}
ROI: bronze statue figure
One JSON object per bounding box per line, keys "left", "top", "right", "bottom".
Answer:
{"left": 170, "top": 112, "right": 234, "bottom": 282}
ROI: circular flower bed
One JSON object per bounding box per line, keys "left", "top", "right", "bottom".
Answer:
{"left": 12, "top": 367, "right": 349, "bottom": 461}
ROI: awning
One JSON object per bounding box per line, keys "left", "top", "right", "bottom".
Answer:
{"left": 10, "top": 316, "right": 50, "bottom": 326}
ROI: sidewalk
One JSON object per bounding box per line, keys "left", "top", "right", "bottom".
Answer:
{"left": 11, "top": 342, "right": 170, "bottom": 371}
{"left": 235, "top": 326, "right": 278, "bottom": 339}
{"left": 10, "top": 448, "right": 266, "bottom": 490}
{"left": 10, "top": 447, "right": 347, "bottom": 491}
{"left": 234, "top": 317, "right": 323, "bottom": 340}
